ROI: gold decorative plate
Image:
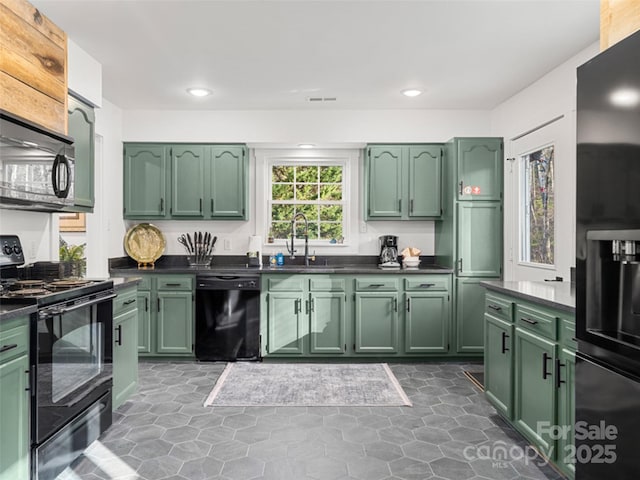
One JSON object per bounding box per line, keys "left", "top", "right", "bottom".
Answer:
{"left": 124, "top": 223, "right": 166, "bottom": 265}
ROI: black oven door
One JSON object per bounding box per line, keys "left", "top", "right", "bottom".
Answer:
{"left": 33, "top": 292, "right": 114, "bottom": 445}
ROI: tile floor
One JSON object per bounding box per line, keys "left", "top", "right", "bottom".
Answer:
{"left": 57, "top": 362, "right": 565, "bottom": 480}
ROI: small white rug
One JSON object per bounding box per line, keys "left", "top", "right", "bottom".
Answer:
{"left": 204, "top": 363, "right": 412, "bottom": 407}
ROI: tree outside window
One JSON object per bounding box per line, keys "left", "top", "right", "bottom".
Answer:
{"left": 270, "top": 163, "right": 345, "bottom": 242}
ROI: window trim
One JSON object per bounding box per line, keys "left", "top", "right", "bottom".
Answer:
{"left": 265, "top": 154, "right": 351, "bottom": 247}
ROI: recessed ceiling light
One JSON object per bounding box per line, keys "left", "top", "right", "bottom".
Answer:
{"left": 401, "top": 89, "right": 422, "bottom": 97}
{"left": 298, "top": 144, "right": 315, "bottom": 149}
{"left": 187, "top": 87, "right": 212, "bottom": 97}
{"left": 610, "top": 88, "right": 639, "bottom": 108}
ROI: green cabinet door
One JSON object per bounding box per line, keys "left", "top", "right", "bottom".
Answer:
{"left": 209, "top": 146, "right": 247, "bottom": 218}
{"left": 137, "top": 290, "right": 152, "bottom": 354}
{"left": 309, "top": 292, "right": 346, "bottom": 354}
{"left": 67, "top": 95, "right": 95, "bottom": 211}
{"left": 408, "top": 146, "right": 442, "bottom": 218}
{"left": 156, "top": 291, "right": 193, "bottom": 354}
{"left": 124, "top": 145, "right": 168, "bottom": 217}
{"left": 266, "top": 293, "right": 304, "bottom": 354}
{"left": 457, "top": 138, "right": 503, "bottom": 201}
{"left": 455, "top": 278, "right": 488, "bottom": 353}
{"left": 404, "top": 292, "right": 449, "bottom": 353}
{"left": 514, "top": 327, "right": 556, "bottom": 454}
{"left": 484, "top": 314, "right": 514, "bottom": 419}
{"left": 0, "top": 354, "right": 29, "bottom": 480}
{"left": 557, "top": 348, "right": 575, "bottom": 479}
{"left": 171, "top": 145, "right": 205, "bottom": 217}
{"left": 366, "top": 146, "right": 403, "bottom": 218}
{"left": 456, "top": 202, "right": 502, "bottom": 277}
{"left": 354, "top": 292, "right": 399, "bottom": 353}
{"left": 113, "top": 308, "right": 139, "bottom": 410}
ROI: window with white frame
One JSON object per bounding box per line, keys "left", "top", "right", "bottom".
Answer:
{"left": 520, "top": 144, "right": 555, "bottom": 265}
{"left": 268, "top": 161, "right": 347, "bottom": 243}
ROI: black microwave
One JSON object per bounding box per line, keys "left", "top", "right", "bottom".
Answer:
{"left": 0, "top": 110, "right": 75, "bottom": 211}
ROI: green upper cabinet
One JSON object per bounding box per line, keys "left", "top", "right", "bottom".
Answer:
{"left": 123, "top": 144, "right": 169, "bottom": 218}
{"left": 456, "top": 202, "right": 502, "bottom": 277}
{"left": 365, "top": 144, "right": 442, "bottom": 220}
{"left": 456, "top": 138, "right": 503, "bottom": 201}
{"left": 171, "top": 145, "right": 206, "bottom": 217}
{"left": 209, "top": 146, "right": 247, "bottom": 219}
{"left": 366, "top": 145, "right": 403, "bottom": 218}
{"left": 123, "top": 143, "right": 247, "bottom": 220}
{"left": 67, "top": 94, "right": 95, "bottom": 211}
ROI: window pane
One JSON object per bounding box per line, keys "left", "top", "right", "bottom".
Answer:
{"left": 320, "top": 184, "right": 342, "bottom": 200}
{"left": 320, "top": 166, "right": 342, "bottom": 183}
{"left": 296, "top": 166, "right": 318, "bottom": 183}
{"left": 271, "top": 221, "right": 290, "bottom": 239}
{"left": 306, "top": 222, "right": 319, "bottom": 240}
{"left": 297, "top": 204, "right": 318, "bottom": 219}
{"left": 320, "top": 223, "right": 342, "bottom": 240}
{"left": 272, "top": 165, "right": 294, "bottom": 182}
{"left": 271, "top": 204, "right": 294, "bottom": 222}
{"left": 272, "top": 184, "right": 294, "bottom": 200}
{"left": 320, "top": 205, "right": 343, "bottom": 221}
{"left": 295, "top": 184, "right": 318, "bottom": 200}
{"left": 521, "top": 145, "right": 554, "bottom": 265}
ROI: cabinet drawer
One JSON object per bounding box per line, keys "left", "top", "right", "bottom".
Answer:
{"left": 515, "top": 303, "right": 556, "bottom": 340}
{"left": 114, "top": 288, "right": 138, "bottom": 316}
{"left": 0, "top": 323, "right": 29, "bottom": 363}
{"left": 309, "top": 277, "right": 346, "bottom": 292}
{"left": 559, "top": 317, "right": 577, "bottom": 350}
{"left": 404, "top": 277, "right": 449, "bottom": 292}
{"left": 156, "top": 276, "right": 193, "bottom": 291}
{"left": 137, "top": 276, "right": 152, "bottom": 290}
{"left": 355, "top": 277, "right": 398, "bottom": 291}
{"left": 266, "top": 276, "right": 304, "bottom": 291}
{"left": 485, "top": 294, "right": 514, "bottom": 323}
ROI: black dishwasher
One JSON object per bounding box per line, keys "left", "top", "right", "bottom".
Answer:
{"left": 195, "top": 274, "right": 261, "bottom": 361}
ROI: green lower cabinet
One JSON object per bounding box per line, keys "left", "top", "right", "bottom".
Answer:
{"left": 455, "top": 278, "right": 489, "bottom": 353}
{"left": 113, "top": 308, "right": 139, "bottom": 410}
{"left": 557, "top": 348, "right": 576, "bottom": 478}
{"left": 266, "top": 292, "right": 305, "bottom": 354}
{"left": 514, "top": 327, "right": 556, "bottom": 455}
{"left": 0, "top": 317, "right": 29, "bottom": 480}
{"left": 137, "top": 290, "right": 152, "bottom": 354}
{"left": 156, "top": 291, "right": 194, "bottom": 354}
{"left": 404, "top": 292, "right": 449, "bottom": 353}
{"left": 484, "top": 314, "right": 513, "bottom": 419}
{"left": 354, "top": 292, "right": 399, "bottom": 353}
{"left": 309, "top": 292, "right": 347, "bottom": 354}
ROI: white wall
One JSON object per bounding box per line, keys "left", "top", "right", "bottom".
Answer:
{"left": 491, "top": 41, "right": 599, "bottom": 281}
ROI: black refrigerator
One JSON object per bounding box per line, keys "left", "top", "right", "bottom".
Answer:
{"left": 576, "top": 29, "right": 640, "bottom": 478}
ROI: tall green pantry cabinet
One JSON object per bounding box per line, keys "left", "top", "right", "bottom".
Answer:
{"left": 436, "top": 138, "right": 503, "bottom": 354}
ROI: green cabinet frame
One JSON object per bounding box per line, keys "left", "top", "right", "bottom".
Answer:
{"left": 0, "top": 317, "right": 30, "bottom": 480}
{"left": 124, "top": 143, "right": 248, "bottom": 220}
{"left": 365, "top": 144, "right": 442, "bottom": 220}
{"left": 67, "top": 94, "right": 95, "bottom": 212}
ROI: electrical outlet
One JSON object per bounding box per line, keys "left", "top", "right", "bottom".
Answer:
{"left": 224, "top": 238, "right": 232, "bottom": 251}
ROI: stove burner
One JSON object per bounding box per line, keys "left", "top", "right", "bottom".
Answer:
{"left": 14, "top": 280, "right": 46, "bottom": 289}
{"left": 9, "top": 288, "right": 49, "bottom": 296}
{"left": 47, "top": 279, "right": 91, "bottom": 290}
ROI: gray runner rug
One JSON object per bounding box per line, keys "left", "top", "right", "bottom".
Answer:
{"left": 204, "top": 363, "right": 412, "bottom": 407}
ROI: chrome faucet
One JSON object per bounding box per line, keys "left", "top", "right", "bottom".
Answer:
{"left": 286, "top": 212, "right": 310, "bottom": 266}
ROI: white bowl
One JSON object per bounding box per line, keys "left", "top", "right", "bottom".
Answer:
{"left": 402, "top": 257, "right": 420, "bottom": 267}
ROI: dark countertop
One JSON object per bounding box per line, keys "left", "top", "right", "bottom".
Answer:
{"left": 0, "top": 303, "right": 37, "bottom": 322}
{"left": 111, "top": 277, "right": 143, "bottom": 291}
{"left": 109, "top": 255, "right": 454, "bottom": 276}
{"left": 481, "top": 280, "right": 575, "bottom": 314}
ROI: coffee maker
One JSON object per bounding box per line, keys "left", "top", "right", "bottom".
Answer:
{"left": 379, "top": 235, "right": 400, "bottom": 267}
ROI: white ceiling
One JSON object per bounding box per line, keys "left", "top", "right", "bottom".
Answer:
{"left": 32, "top": 0, "right": 600, "bottom": 111}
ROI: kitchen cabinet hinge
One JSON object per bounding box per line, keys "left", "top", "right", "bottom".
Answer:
{"left": 447, "top": 294, "right": 450, "bottom": 301}
{"left": 352, "top": 293, "right": 356, "bottom": 301}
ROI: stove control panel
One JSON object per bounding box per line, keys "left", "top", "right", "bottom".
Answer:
{"left": 0, "top": 235, "right": 25, "bottom": 267}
